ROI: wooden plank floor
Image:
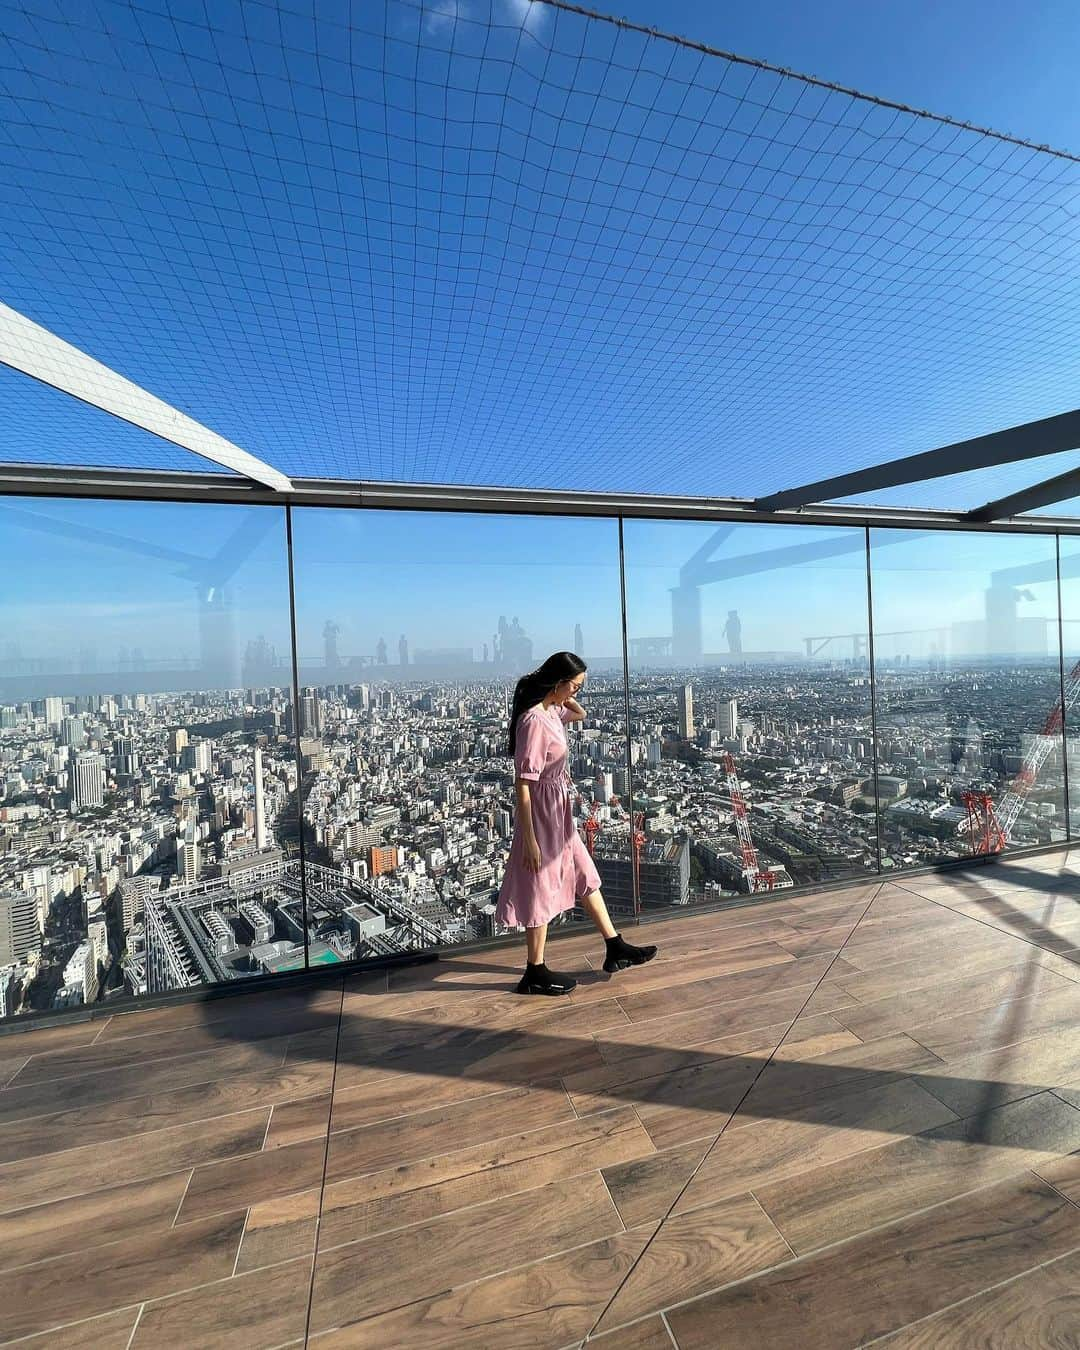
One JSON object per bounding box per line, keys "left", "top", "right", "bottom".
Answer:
{"left": 2, "top": 858, "right": 1080, "bottom": 1347}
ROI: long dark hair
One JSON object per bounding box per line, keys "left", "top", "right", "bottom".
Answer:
{"left": 507, "top": 651, "right": 587, "bottom": 755}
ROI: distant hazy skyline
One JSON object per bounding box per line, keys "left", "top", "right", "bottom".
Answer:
{"left": 1, "top": 497, "right": 1077, "bottom": 691}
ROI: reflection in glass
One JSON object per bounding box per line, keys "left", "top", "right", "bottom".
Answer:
{"left": 870, "top": 528, "right": 1064, "bottom": 869}
{"left": 0, "top": 498, "right": 300, "bottom": 1020}
{"left": 623, "top": 520, "right": 876, "bottom": 908}
{"left": 289, "top": 507, "right": 631, "bottom": 960}
{"left": 1053, "top": 537, "right": 1080, "bottom": 838}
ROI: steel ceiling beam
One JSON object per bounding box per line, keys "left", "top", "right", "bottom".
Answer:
{"left": 0, "top": 301, "right": 292, "bottom": 492}
{"left": 754, "top": 409, "right": 1080, "bottom": 513}
{"left": 967, "top": 462, "right": 1080, "bottom": 522}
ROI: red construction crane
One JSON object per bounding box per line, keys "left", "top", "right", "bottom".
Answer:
{"left": 967, "top": 656, "right": 1080, "bottom": 854}
{"left": 721, "top": 751, "right": 775, "bottom": 892}
{"left": 582, "top": 800, "right": 603, "bottom": 856}
{"left": 631, "top": 810, "right": 646, "bottom": 896}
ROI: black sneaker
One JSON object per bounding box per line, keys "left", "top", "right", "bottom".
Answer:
{"left": 515, "top": 962, "right": 577, "bottom": 995}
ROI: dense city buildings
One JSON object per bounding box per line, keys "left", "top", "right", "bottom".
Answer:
{"left": 0, "top": 646, "right": 1067, "bottom": 1022}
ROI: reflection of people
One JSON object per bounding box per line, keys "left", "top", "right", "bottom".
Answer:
{"left": 376, "top": 637, "right": 388, "bottom": 664}
{"left": 398, "top": 634, "right": 408, "bottom": 666}
{"left": 497, "top": 651, "right": 657, "bottom": 995}
{"left": 725, "top": 610, "right": 742, "bottom": 654}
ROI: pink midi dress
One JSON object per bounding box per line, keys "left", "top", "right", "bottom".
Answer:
{"left": 495, "top": 704, "right": 602, "bottom": 929}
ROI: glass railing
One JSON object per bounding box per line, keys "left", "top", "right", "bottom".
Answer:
{"left": 0, "top": 492, "right": 1074, "bottom": 1021}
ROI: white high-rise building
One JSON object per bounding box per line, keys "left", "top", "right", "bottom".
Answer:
{"left": 73, "top": 752, "right": 106, "bottom": 809}
{"left": 717, "top": 697, "right": 739, "bottom": 740}
{"left": 677, "top": 684, "right": 695, "bottom": 739}
{"left": 254, "top": 746, "right": 268, "bottom": 850}
{"left": 177, "top": 824, "right": 200, "bottom": 884}
{"left": 44, "top": 696, "right": 63, "bottom": 727}
{"left": 0, "top": 890, "right": 40, "bottom": 964}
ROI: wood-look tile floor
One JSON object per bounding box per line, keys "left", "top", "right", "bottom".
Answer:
{"left": 2, "top": 858, "right": 1080, "bottom": 1347}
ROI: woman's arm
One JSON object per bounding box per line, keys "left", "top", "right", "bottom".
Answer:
{"left": 562, "top": 696, "right": 585, "bottom": 721}
{"left": 515, "top": 779, "right": 541, "bottom": 871}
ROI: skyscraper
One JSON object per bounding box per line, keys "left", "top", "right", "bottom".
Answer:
{"left": 254, "top": 746, "right": 268, "bottom": 850}
{"left": 0, "top": 891, "right": 40, "bottom": 964}
{"left": 73, "top": 752, "right": 105, "bottom": 809}
{"left": 717, "top": 697, "right": 738, "bottom": 740}
{"left": 43, "top": 696, "right": 63, "bottom": 727}
{"left": 169, "top": 728, "right": 189, "bottom": 757}
{"left": 300, "top": 687, "right": 322, "bottom": 736}
{"left": 177, "top": 824, "right": 200, "bottom": 884}
{"left": 677, "top": 684, "right": 695, "bottom": 739}
{"left": 60, "top": 715, "right": 86, "bottom": 748}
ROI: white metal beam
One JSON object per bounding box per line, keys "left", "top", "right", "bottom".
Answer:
{"left": 0, "top": 302, "right": 292, "bottom": 492}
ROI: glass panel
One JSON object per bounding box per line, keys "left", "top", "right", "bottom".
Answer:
{"left": 1056, "top": 535, "right": 1080, "bottom": 838}
{"left": 622, "top": 519, "right": 876, "bottom": 909}
{"left": 870, "top": 528, "right": 1064, "bottom": 870}
{"left": 0, "top": 497, "right": 300, "bottom": 1021}
{"left": 289, "top": 507, "right": 629, "bottom": 960}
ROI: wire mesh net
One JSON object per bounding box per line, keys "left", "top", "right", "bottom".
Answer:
{"left": 2, "top": 0, "right": 1079, "bottom": 501}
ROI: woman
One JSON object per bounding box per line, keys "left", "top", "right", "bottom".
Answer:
{"left": 496, "top": 651, "right": 657, "bottom": 995}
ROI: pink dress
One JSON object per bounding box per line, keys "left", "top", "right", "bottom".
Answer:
{"left": 496, "top": 704, "right": 602, "bottom": 929}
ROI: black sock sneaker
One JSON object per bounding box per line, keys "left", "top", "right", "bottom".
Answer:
{"left": 515, "top": 961, "right": 577, "bottom": 996}
{"left": 603, "top": 932, "right": 658, "bottom": 973}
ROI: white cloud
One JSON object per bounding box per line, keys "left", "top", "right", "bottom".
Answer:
{"left": 503, "top": 0, "right": 551, "bottom": 35}
{"left": 423, "top": 0, "right": 466, "bottom": 36}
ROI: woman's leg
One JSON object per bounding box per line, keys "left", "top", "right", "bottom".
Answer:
{"left": 580, "top": 888, "right": 658, "bottom": 972}
{"left": 579, "top": 889, "right": 617, "bottom": 938}
{"left": 526, "top": 922, "right": 547, "bottom": 965}
{"left": 516, "top": 920, "right": 575, "bottom": 995}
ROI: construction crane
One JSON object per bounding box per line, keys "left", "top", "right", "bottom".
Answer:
{"left": 966, "top": 655, "right": 1080, "bottom": 853}
{"left": 721, "top": 751, "right": 775, "bottom": 891}
{"left": 582, "top": 799, "right": 603, "bottom": 856}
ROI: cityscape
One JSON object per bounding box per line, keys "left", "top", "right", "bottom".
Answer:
{"left": 1, "top": 624, "right": 1070, "bottom": 1021}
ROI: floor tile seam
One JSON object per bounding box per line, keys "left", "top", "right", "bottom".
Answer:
{"left": 319, "top": 1109, "right": 649, "bottom": 1237}
{"left": 1030, "top": 1168, "right": 1080, "bottom": 1214}
{"left": 8, "top": 1019, "right": 337, "bottom": 1082}
{"left": 90, "top": 1016, "right": 114, "bottom": 1044}
{"left": 0, "top": 1061, "right": 28, "bottom": 1090}
{"left": 749, "top": 1150, "right": 1080, "bottom": 1266}
{"left": 853, "top": 1241, "right": 1080, "bottom": 1347}
{"left": 746, "top": 1189, "right": 797, "bottom": 1260}
{"left": 0, "top": 1040, "right": 294, "bottom": 1095}
{"left": 604, "top": 976, "right": 827, "bottom": 1038}
{"left": 231, "top": 1207, "right": 250, "bottom": 1277}
{"left": 0, "top": 1197, "right": 250, "bottom": 1278}
{"left": 617, "top": 972, "right": 830, "bottom": 1027}
{"left": 889, "top": 879, "right": 1080, "bottom": 965}
{"left": 665, "top": 1112, "right": 933, "bottom": 1226}
{"left": 307, "top": 1224, "right": 635, "bottom": 1337}
{"left": 0, "top": 1251, "right": 313, "bottom": 1347}
{"left": 897, "top": 1006, "right": 1080, "bottom": 1068}
{"left": 304, "top": 978, "right": 346, "bottom": 1349}
{"left": 124, "top": 1302, "right": 144, "bottom": 1350}
{"left": 624, "top": 1163, "right": 1074, "bottom": 1330}
{"left": 323, "top": 1093, "right": 604, "bottom": 1185}
{"left": 597, "top": 1168, "right": 627, "bottom": 1234}
{"left": 316, "top": 1151, "right": 635, "bottom": 1252}
{"left": 0, "top": 1097, "right": 283, "bottom": 1176}
{"left": 739, "top": 1082, "right": 1080, "bottom": 1231}
{"left": 170, "top": 1168, "right": 194, "bottom": 1226}
{"left": 832, "top": 959, "right": 1080, "bottom": 1023}
{"left": 328, "top": 1078, "right": 516, "bottom": 1131}
{"left": 579, "top": 886, "right": 884, "bottom": 1342}
{"left": 658, "top": 1310, "right": 680, "bottom": 1348}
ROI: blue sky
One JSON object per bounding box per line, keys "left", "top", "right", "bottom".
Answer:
{"left": 0, "top": 495, "right": 1074, "bottom": 673}
{"left": 1, "top": 0, "right": 1079, "bottom": 513}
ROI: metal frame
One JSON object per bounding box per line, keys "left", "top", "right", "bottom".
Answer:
{"left": 3, "top": 462, "right": 1080, "bottom": 533}
{"left": 754, "top": 408, "right": 1080, "bottom": 515}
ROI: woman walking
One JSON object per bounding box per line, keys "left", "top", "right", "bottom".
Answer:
{"left": 496, "top": 651, "right": 657, "bottom": 995}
